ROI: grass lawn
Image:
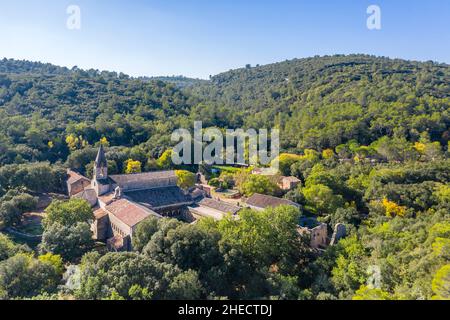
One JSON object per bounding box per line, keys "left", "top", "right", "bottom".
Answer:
{"left": 5, "top": 231, "right": 41, "bottom": 249}
{"left": 17, "top": 222, "right": 43, "bottom": 236}
{"left": 5, "top": 213, "right": 44, "bottom": 249}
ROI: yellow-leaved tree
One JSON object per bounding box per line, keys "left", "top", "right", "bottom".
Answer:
{"left": 382, "top": 198, "right": 406, "bottom": 218}
{"left": 99, "top": 137, "right": 110, "bottom": 147}
{"left": 125, "top": 159, "right": 142, "bottom": 174}
{"left": 274, "top": 153, "right": 303, "bottom": 176}
{"left": 156, "top": 149, "right": 173, "bottom": 169}
{"left": 38, "top": 253, "right": 64, "bottom": 275}
{"left": 65, "top": 134, "right": 88, "bottom": 151}
{"left": 352, "top": 285, "right": 394, "bottom": 300}
{"left": 175, "top": 170, "right": 196, "bottom": 190}
{"left": 322, "top": 149, "right": 335, "bottom": 159}
{"left": 414, "top": 142, "right": 426, "bottom": 154}
{"left": 432, "top": 265, "right": 450, "bottom": 300}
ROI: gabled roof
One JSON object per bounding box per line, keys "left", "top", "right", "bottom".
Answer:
{"left": 190, "top": 188, "right": 205, "bottom": 200}
{"left": 107, "top": 235, "right": 125, "bottom": 251}
{"left": 98, "top": 192, "right": 116, "bottom": 206}
{"left": 110, "top": 170, "right": 177, "bottom": 187}
{"left": 282, "top": 176, "right": 301, "bottom": 183}
{"left": 198, "top": 198, "right": 241, "bottom": 215}
{"left": 95, "top": 145, "right": 107, "bottom": 167}
{"left": 93, "top": 207, "right": 108, "bottom": 219}
{"left": 246, "top": 193, "right": 300, "bottom": 210}
{"left": 73, "top": 188, "right": 98, "bottom": 206}
{"left": 67, "top": 170, "right": 89, "bottom": 185}
{"left": 105, "top": 198, "right": 161, "bottom": 227}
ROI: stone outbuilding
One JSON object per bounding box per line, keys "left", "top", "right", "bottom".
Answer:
{"left": 188, "top": 198, "right": 241, "bottom": 221}
{"left": 278, "top": 176, "right": 301, "bottom": 191}
{"left": 66, "top": 169, "right": 91, "bottom": 197}
{"left": 298, "top": 223, "right": 328, "bottom": 249}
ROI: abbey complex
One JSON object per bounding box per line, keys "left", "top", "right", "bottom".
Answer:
{"left": 67, "top": 146, "right": 331, "bottom": 252}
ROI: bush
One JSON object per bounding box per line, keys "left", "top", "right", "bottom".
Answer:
{"left": 0, "top": 253, "right": 61, "bottom": 299}
{"left": 239, "top": 175, "right": 281, "bottom": 197}
{"left": 40, "top": 222, "right": 94, "bottom": 262}
{"left": 43, "top": 199, "right": 93, "bottom": 229}
{"left": 0, "top": 192, "right": 38, "bottom": 228}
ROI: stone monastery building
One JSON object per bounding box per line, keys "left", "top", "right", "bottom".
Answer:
{"left": 67, "top": 145, "right": 199, "bottom": 251}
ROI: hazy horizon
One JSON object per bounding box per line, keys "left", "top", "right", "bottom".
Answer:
{"left": 0, "top": 0, "right": 449, "bottom": 79}
{"left": 1, "top": 52, "right": 449, "bottom": 80}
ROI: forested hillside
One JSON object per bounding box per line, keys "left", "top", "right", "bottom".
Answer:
{"left": 189, "top": 54, "right": 449, "bottom": 151}
{"left": 0, "top": 58, "right": 194, "bottom": 165}
{"left": 140, "top": 76, "right": 208, "bottom": 88}
{"left": 0, "top": 55, "right": 448, "bottom": 165}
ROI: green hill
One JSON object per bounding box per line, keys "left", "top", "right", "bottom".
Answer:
{"left": 140, "top": 76, "right": 208, "bottom": 88}
{"left": 188, "top": 54, "right": 449, "bottom": 151}
{"left": 0, "top": 59, "right": 192, "bottom": 164}
{"left": 0, "top": 55, "right": 448, "bottom": 165}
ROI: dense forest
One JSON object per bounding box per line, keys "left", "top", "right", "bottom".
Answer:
{"left": 0, "top": 55, "right": 448, "bottom": 165}
{"left": 139, "top": 76, "right": 208, "bottom": 88}
{"left": 0, "top": 55, "right": 449, "bottom": 300}
{"left": 189, "top": 55, "right": 449, "bottom": 151}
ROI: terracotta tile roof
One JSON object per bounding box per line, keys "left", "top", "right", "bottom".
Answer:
{"left": 105, "top": 198, "right": 160, "bottom": 227}
{"left": 67, "top": 170, "right": 89, "bottom": 185}
{"left": 93, "top": 207, "right": 108, "bottom": 219}
{"left": 246, "top": 193, "right": 300, "bottom": 210}
{"left": 73, "top": 188, "right": 98, "bottom": 206}
{"left": 199, "top": 198, "right": 241, "bottom": 215}
{"left": 107, "top": 235, "right": 124, "bottom": 251}
{"left": 98, "top": 192, "right": 116, "bottom": 205}
{"left": 282, "top": 176, "right": 301, "bottom": 183}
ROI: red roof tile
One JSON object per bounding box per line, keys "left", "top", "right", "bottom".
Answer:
{"left": 93, "top": 207, "right": 108, "bottom": 219}
{"left": 105, "top": 199, "right": 159, "bottom": 227}
{"left": 246, "top": 193, "right": 300, "bottom": 210}
{"left": 67, "top": 170, "right": 89, "bottom": 185}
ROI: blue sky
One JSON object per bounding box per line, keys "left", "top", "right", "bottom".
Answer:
{"left": 0, "top": 0, "right": 448, "bottom": 79}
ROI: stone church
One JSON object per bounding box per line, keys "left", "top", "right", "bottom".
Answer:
{"left": 67, "top": 145, "right": 201, "bottom": 251}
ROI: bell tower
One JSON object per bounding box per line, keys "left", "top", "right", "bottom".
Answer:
{"left": 92, "top": 145, "right": 110, "bottom": 196}
{"left": 94, "top": 144, "right": 108, "bottom": 180}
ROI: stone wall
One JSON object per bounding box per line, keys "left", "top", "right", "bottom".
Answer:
{"left": 310, "top": 223, "right": 328, "bottom": 249}
{"left": 68, "top": 179, "right": 91, "bottom": 196}
{"left": 108, "top": 212, "right": 132, "bottom": 239}
{"left": 117, "top": 176, "right": 178, "bottom": 192}
{"left": 92, "top": 214, "right": 109, "bottom": 241}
